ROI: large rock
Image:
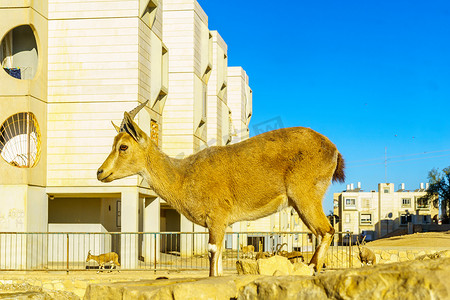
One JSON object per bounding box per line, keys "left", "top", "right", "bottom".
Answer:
{"left": 257, "top": 255, "right": 293, "bottom": 276}
{"left": 84, "top": 258, "right": 450, "bottom": 300}
{"left": 236, "top": 259, "right": 258, "bottom": 275}
{"left": 85, "top": 276, "right": 263, "bottom": 300}
{"left": 236, "top": 256, "right": 313, "bottom": 276}
{"left": 240, "top": 258, "right": 450, "bottom": 299}
{"left": 291, "top": 262, "right": 314, "bottom": 276}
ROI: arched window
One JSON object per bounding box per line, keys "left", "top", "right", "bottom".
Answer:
{"left": 0, "top": 112, "right": 41, "bottom": 167}
{"left": 0, "top": 25, "right": 38, "bottom": 80}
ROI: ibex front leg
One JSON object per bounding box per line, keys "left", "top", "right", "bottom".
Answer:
{"left": 208, "top": 226, "right": 225, "bottom": 277}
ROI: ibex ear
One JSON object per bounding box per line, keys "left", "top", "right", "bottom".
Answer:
{"left": 111, "top": 121, "right": 120, "bottom": 133}
{"left": 123, "top": 111, "right": 147, "bottom": 143}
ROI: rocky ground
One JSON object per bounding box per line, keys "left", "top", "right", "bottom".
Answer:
{"left": 1, "top": 231, "right": 450, "bottom": 299}
{"left": 83, "top": 257, "right": 450, "bottom": 299}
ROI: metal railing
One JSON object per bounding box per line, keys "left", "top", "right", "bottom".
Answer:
{"left": 0, "top": 231, "right": 353, "bottom": 271}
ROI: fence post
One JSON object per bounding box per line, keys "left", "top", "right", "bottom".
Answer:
{"left": 237, "top": 233, "right": 240, "bottom": 260}
{"left": 154, "top": 233, "right": 157, "bottom": 272}
{"left": 348, "top": 234, "right": 352, "bottom": 268}
{"left": 66, "top": 233, "right": 69, "bottom": 272}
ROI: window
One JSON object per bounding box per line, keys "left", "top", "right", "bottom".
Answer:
{"left": 1, "top": 25, "right": 38, "bottom": 80}
{"left": 360, "top": 214, "right": 372, "bottom": 225}
{"left": 344, "top": 198, "right": 356, "bottom": 209}
{"left": 202, "top": 83, "right": 207, "bottom": 120}
{"left": 416, "top": 197, "right": 429, "bottom": 209}
{"left": 362, "top": 198, "right": 371, "bottom": 209}
{"left": 384, "top": 189, "right": 390, "bottom": 193}
{"left": 0, "top": 112, "right": 41, "bottom": 167}
{"left": 116, "top": 200, "right": 121, "bottom": 228}
{"left": 402, "top": 198, "right": 411, "bottom": 208}
{"left": 400, "top": 214, "right": 412, "bottom": 225}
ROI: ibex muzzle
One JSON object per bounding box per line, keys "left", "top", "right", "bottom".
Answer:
{"left": 98, "top": 101, "right": 345, "bottom": 276}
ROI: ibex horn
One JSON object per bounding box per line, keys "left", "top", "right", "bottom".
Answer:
{"left": 128, "top": 100, "right": 149, "bottom": 119}
{"left": 118, "top": 100, "right": 149, "bottom": 132}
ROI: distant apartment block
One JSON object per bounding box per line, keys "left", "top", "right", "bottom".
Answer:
{"left": 333, "top": 182, "right": 439, "bottom": 241}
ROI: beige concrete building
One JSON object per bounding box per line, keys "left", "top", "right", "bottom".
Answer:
{"left": 227, "top": 66, "right": 252, "bottom": 144}
{"left": 0, "top": 0, "right": 252, "bottom": 267}
{"left": 334, "top": 182, "right": 439, "bottom": 241}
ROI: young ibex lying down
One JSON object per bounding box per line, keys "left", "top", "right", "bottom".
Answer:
{"left": 97, "top": 101, "right": 345, "bottom": 276}
{"left": 86, "top": 250, "right": 120, "bottom": 272}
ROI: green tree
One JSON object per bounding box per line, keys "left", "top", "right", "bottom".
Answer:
{"left": 423, "top": 167, "right": 450, "bottom": 223}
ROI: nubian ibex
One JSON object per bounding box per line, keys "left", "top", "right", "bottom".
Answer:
{"left": 240, "top": 244, "right": 255, "bottom": 259}
{"left": 356, "top": 236, "right": 376, "bottom": 266}
{"left": 86, "top": 250, "right": 120, "bottom": 272}
{"left": 97, "top": 101, "right": 345, "bottom": 276}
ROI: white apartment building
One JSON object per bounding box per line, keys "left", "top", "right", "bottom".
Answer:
{"left": 0, "top": 0, "right": 252, "bottom": 267}
{"left": 334, "top": 182, "right": 439, "bottom": 241}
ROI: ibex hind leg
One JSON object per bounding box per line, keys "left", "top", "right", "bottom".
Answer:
{"left": 288, "top": 178, "right": 335, "bottom": 273}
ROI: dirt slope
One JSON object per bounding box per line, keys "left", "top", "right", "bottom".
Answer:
{"left": 367, "top": 231, "right": 450, "bottom": 247}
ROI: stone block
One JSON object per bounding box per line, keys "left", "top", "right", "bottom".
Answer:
{"left": 375, "top": 254, "right": 381, "bottom": 262}
{"left": 381, "top": 251, "right": 390, "bottom": 260}
{"left": 236, "top": 259, "right": 258, "bottom": 275}
{"left": 257, "top": 255, "right": 293, "bottom": 276}
{"left": 74, "top": 288, "right": 86, "bottom": 298}
{"left": 74, "top": 280, "right": 88, "bottom": 289}
{"left": 273, "top": 269, "right": 289, "bottom": 276}
{"left": 441, "top": 250, "right": 450, "bottom": 258}
{"left": 54, "top": 282, "right": 65, "bottom": 291}
{"left": 390, "top": 254, "right": 399, "bottom": 262}
{"left": 291, "top": 262, "right": 314, "bottom": 276}
{"left": 63, "top": 280, "right": 74, "bottom": 290}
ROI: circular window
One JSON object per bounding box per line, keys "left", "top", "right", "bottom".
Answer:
{"left": 0, "top": 112, "right": 41, "bottom": 167}
{"left": 1, "top": 25, "right": 39, "bottom": 80}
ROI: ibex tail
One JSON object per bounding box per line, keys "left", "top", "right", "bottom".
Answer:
{"left": 332, "top": 153, "right": 345, "bottom": 183}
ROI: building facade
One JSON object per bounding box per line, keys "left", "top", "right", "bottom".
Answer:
{"left": 334, "top": 182, "right": 439, "bottom": 241}
{"left": 0, "top": 0, "right": 252, "bottom": 267}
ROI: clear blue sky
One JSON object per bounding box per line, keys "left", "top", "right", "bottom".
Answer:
{"left": 199, "top": 0, "right": 450, "bottom": 213}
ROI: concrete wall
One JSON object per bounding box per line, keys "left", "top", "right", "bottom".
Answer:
{"left": 0, "top": 3, "right": 48, "bottom": 194}
{"left": 48, "top": 197, "right": 120, "bottom": 232}
{"left": 227, "top": 67, "right": 251, "bottom": 143}
{"left": 48, "top": 223, "right": 111, "bottom": 264}
{"left": 47, "top": 0, "right": 165, "bottom": 188}
{"left": 206, "top": 31, "right": 229, "bottom": 146}
{"left": 162, "top": 0, "right": 209, "bottom": 157}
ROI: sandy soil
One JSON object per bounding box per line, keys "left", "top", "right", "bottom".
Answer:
{"left": 366, "top": 231, "right": 450, "bottom": 248}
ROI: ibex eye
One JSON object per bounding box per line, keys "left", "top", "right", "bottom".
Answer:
{"left": 119, "top": 145, "right": 128, "bottom": 151}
